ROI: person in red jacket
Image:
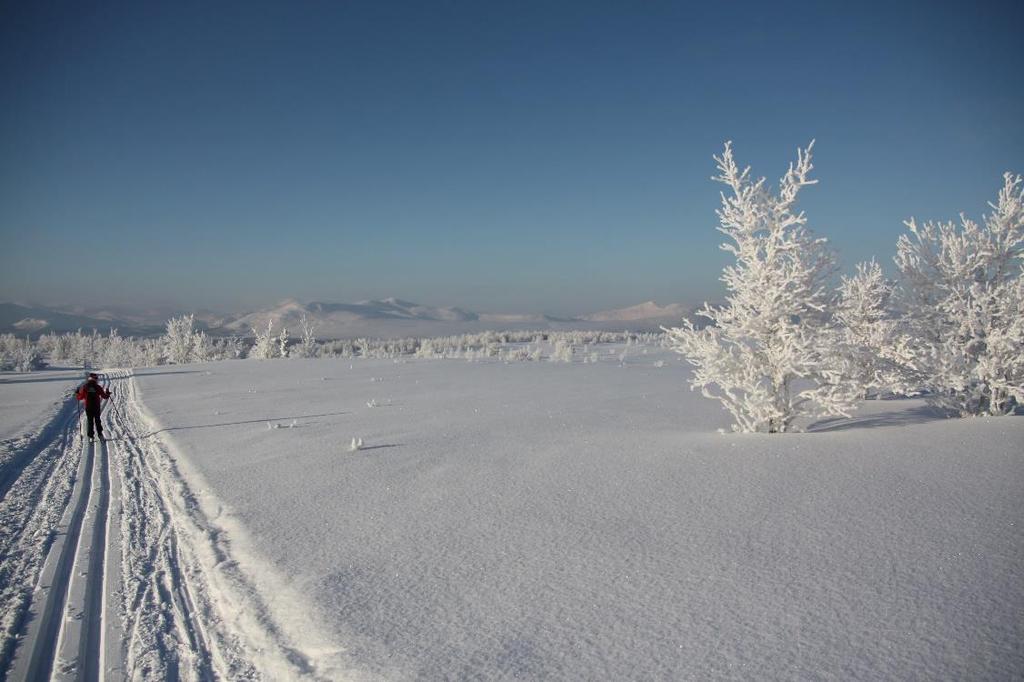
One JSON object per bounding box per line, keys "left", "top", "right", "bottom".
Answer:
{"left": 76, "top": 373, "right": 111, "bottom": 442}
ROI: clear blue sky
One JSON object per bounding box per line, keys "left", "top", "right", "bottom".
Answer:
{"left": 1, "top": 0, "right": 1021, "bottom": 315}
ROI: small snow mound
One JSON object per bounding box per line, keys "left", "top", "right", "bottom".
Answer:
{"left": 13, "top": 317, "right": 49, "bottom": 332}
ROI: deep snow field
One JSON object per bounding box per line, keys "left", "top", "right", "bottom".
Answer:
{"left": 122, "top": 345, "right": 1023, "bottom": 680}
{"left": 0, "top": 368, "right": 80, "bottom": 443}
{"left": 0, "top": 348, "right": 1019, "bottom": 675}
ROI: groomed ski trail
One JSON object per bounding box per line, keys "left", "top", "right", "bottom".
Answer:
{"left": 2, "top": 371, "right": 349, "bottom": 681}
{"left": 108, "top": 370, "right": 350, "bottom": 680}
{"left": 0, "top": 384, "right": 84, "bottom": 678}
{"left": 5, "top": 374, "right": 121, "bottom": 682}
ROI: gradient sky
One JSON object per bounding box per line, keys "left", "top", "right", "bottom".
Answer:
{"left": 1, "top": 0, "right": 1021, "bottom": 316}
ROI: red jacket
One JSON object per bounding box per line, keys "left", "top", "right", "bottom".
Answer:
{"left": 76, "top": 380, "right": 110, "bottom": 411}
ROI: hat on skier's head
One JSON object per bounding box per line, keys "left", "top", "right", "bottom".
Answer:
{"left": 88, "top": 373, "right": 99, "bottom": 380}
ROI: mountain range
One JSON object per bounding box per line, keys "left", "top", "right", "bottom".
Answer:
{"left": 0, "top": 298, "right": 700, "bottom": 339}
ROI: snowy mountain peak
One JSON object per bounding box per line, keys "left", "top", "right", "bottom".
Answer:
{"left": 225, "top": 297, "right": 482, "bottom": 335}
{"left": 579, "top": 301, "right": 692, "bottom": 322}
{"left": 379, "top": 297, "right": 416, "bottom": 307}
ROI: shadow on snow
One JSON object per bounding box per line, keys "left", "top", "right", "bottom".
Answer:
{"left": 126, "top": 411, "right": 351, "bottom": 439}
{"left": 0, "top": 374, "right": 83, "bottom": 386}
{"left": 809, "top": 404, "right": 950, "bottom": 432}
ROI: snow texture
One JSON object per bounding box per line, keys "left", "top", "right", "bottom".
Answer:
{"left": 118, "top": 347, "right": 1024, "bottom": 680}
{"left": 0, "top": 369, "right": 81, "bottom": 444}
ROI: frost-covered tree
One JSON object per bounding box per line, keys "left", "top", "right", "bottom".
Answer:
{"left": 39, "top": 332, "right": 74, "bottom": 361}
{"left": 550, "top": 339, "right": 573, "bottom": 363}
{"left": 165, "top": 314, "right": 202, "bottom": 364}
{"left": 140, "top": 337, "right": 165, "bottom": 367}
{"left": 101, "top": 329, "right": 134, "bottom": 368}
{"left": 292, "top": 314, "right": 318, "bottom": 358}
{"left": 72, "top": 330, "right": 99, "bottom": 369}
{"left": 277, "top": 326, "right": 290, "bottom": 358}
{"left": 0, "top": 334, "right": 17, "bottom": 371}
{"left": 0, "top": 335, "right": 45, "bottom": 372}
{"left": 893, "top": 172, "right": 1024, "bottom": 416}
{"left": 664, "top": 141, "right": 859, "bottom": 433}
{"left": 15, "top": 341, "right": 45, "bottom": 372}
{"left": 228, "top": 335, "right": 246, "bottom": 359}
{"left": 192, "top": 329, "right": 212, "bottom": 362}
{"left": 208, "top": 335, "right": 244, "bottom": 361}
{"left": 249, "top": 319, "right": 277, "bottom": 359}
{"left": 836, "top": 260, "right": 901, "bottom": 398}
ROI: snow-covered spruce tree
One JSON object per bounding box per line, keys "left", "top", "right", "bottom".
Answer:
{"left": 836, "top": 260, "right": 901, "bottom": 398}
{"left": 664, "top": 141, "right": 859, "bottom": 433}
{"left": 893, "top": 172, "right": 1024, "bottom": 416}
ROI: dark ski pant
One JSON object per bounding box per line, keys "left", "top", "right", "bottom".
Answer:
{"left": 85, "top": 409, "right": 103, "bottom": 439}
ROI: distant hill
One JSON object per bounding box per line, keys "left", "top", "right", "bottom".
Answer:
{"left": 579, "top": 301, "right": 694, "bottom": 323}
{"left": 0, "top": 302, "right": 162, "bottom": 337}
{"left": 2, "top": 298, "right": 703, "bottom": 340}
{"left": 220, "top": 298, "right": 698, "bottom": 339}
{"left": 224, "top": 297, "right": 479, "bottom": 332}
{"left": 309, "top": 298, "right": 479, "bottom": 322}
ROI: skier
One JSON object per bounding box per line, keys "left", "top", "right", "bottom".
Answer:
{"left": 76, "top": 373, "right": 111, "bottom": 442}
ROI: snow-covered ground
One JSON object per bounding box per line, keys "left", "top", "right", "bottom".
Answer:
{"left": 1, "top": 346, "right": 1022, "bottom": 679}
{"left": 133, "top": 347, "right": 1022, "bottom": 679}
{"left": 0, "top": 368, "right": 81, "bottom": 443}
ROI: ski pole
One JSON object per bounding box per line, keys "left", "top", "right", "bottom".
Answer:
{"left": 76, "top": 393, "right": 83, "bottom": 438}
{"left": 94, "top": 373, "right": 116, "bottom": 441}
{"left": 107, "top": 390, "right": 121, "bottom": 425}
{"left": 101, "top": 379, "right": 118, "bottom": 438}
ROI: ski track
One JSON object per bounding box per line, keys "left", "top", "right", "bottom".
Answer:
{"left": 0, "top": 392, "right": 81, "bottom": 678}
{"left": 1, "top": 370, "right": 325, "bottom": 681}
